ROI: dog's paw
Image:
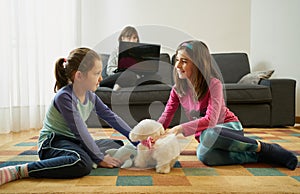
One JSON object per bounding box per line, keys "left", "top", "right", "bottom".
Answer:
{"left": 156, "top": 164, "right": 171, "bottom": 174}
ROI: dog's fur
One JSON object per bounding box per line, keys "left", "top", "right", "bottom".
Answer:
{"left": 129, "top": 119, "right": 180, "bottom": 173}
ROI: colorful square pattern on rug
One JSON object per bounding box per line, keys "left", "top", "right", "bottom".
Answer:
{"left": 0, "top": 128, "right": 300, "bottom": 193}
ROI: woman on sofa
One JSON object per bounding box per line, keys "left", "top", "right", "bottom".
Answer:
{"left": 159, "top": 40, "right": 298, "bottom": 170}
{"left": 106, "top": 26, "right": 140, "bottom": 75}
{"left": 100, "top": 26, "right": 140, "bottom": 90}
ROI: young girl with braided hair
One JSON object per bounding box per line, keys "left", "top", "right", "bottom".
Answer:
{"left": 0, "top": 47, "right": 136, "bottom": 185}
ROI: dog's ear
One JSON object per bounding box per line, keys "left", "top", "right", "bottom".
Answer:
{"left": 129, "top": 132, "right": 139, "bottom": 142}
{"left": 160, "top": 127, "right": 165, "bottom": 135}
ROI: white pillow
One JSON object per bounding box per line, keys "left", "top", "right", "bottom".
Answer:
{"left": 238, "top": 70, "right": 274, "bottom": 84}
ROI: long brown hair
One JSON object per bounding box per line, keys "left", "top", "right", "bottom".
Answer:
{"left": 54, "top": 47, "right": 100, "bottom": 92}
{"left": 174, "top": 40, "right": 222, "bottom": 100}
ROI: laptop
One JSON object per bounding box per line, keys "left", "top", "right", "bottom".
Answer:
{"left": 117, "top": 41, "right": 161, "bottom": 73}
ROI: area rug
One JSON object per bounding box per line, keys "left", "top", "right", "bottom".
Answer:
{"left": 0, "top": 128, "right": 300, "bottom": 193}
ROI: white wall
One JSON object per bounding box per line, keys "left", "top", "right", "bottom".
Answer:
{"left": 81, "top": 0, "right": 250, "bottom": 54}
{"left": 250, "top": 0, "right": 300, "bottom": 116}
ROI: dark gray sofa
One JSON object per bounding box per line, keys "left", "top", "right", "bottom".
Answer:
{"left": 86, "top": 52, "right": 296, "bottom": 128}
{"left": 213, "top": 53, "right": 295, "bottom": 127}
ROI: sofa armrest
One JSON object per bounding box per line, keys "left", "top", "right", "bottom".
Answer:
{"left": 260, "top": 78, "right": 296, "bottom": 126}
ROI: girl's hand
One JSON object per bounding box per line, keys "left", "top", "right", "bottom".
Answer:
{"left": 166, "top": 125, "right": 183, "bottom": 135}
{"left": 98, "top": 155, "right": 122, "bottom": 168}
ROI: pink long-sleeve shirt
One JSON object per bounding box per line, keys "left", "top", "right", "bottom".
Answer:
{"left": 158, "top": 78, "right": 239, "bottom": 141}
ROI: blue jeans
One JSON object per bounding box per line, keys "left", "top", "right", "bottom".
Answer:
{"left": 197, "top": 122, "right": 259, "bottom": 166}
{"left": 28, "top": 133, "right": 123, "bottom": 178}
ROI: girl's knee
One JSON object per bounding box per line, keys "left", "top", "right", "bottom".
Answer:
{"left": 71, "top": 160, "right": 93, "bottom": 178}
{"left": 196, "top": 145, "right": 215, "bottom": 166}
{"left": 201, "top": 128, "right": 219, "bottom": 146}
{"left": 197, "top": 152, "right": 214, "bottom": 166}
{"left": 76, "top": 167, "right": 92, "bottom": 177}
{"left": 66, "top": 154, "right": 93, "bottom": 178}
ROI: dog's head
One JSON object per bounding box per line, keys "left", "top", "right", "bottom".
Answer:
{"left": 129, "top": 119, "right": 165, "bottom": 142}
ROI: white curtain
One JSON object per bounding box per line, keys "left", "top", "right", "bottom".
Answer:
{"left": 0, "top": 0, "right": 81, "bottom": 133}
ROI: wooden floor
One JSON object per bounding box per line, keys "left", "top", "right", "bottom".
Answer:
{"left": 0, "top": 126, "right": 300, "bottom": 194}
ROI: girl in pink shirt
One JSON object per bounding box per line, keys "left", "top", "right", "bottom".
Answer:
{"left": 159, "top": 40, "right": 297, "bottom": 170}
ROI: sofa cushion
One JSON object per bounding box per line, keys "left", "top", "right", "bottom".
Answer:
{"left": 224, "top": 84, "right": 272, "bottom": 104}
{"left": 96, "top": 84, "right": 172, "bottom": 105}
{"left": 237, "top": 70, "right": 274, "bottom": 85}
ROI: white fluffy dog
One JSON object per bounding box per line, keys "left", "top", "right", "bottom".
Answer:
{"left": 129, "top": 119, "right": 180, "bottom": 173}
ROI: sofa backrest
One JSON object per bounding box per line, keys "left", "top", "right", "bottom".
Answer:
{"left": 100, "top": 53, "right": 172, "bottom": 83}
{"left": 100, "top": 54, "right": 110, "bottom": 79}
{"left": 157, "top": 53, "right": 173, "bottom": 85}
{"left": 101, "top": 52, "right": 250, "bottom": 84}
{"left": 212, "top": 53, "right": 250, "bottom": 83}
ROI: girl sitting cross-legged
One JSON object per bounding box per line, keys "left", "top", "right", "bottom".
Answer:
{"left": 159, "top": 40, "right": 298, "bottom": 170}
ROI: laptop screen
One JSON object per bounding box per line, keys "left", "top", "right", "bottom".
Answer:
{"left": 118, "top": 41, "right": 161, "bottom": 73}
